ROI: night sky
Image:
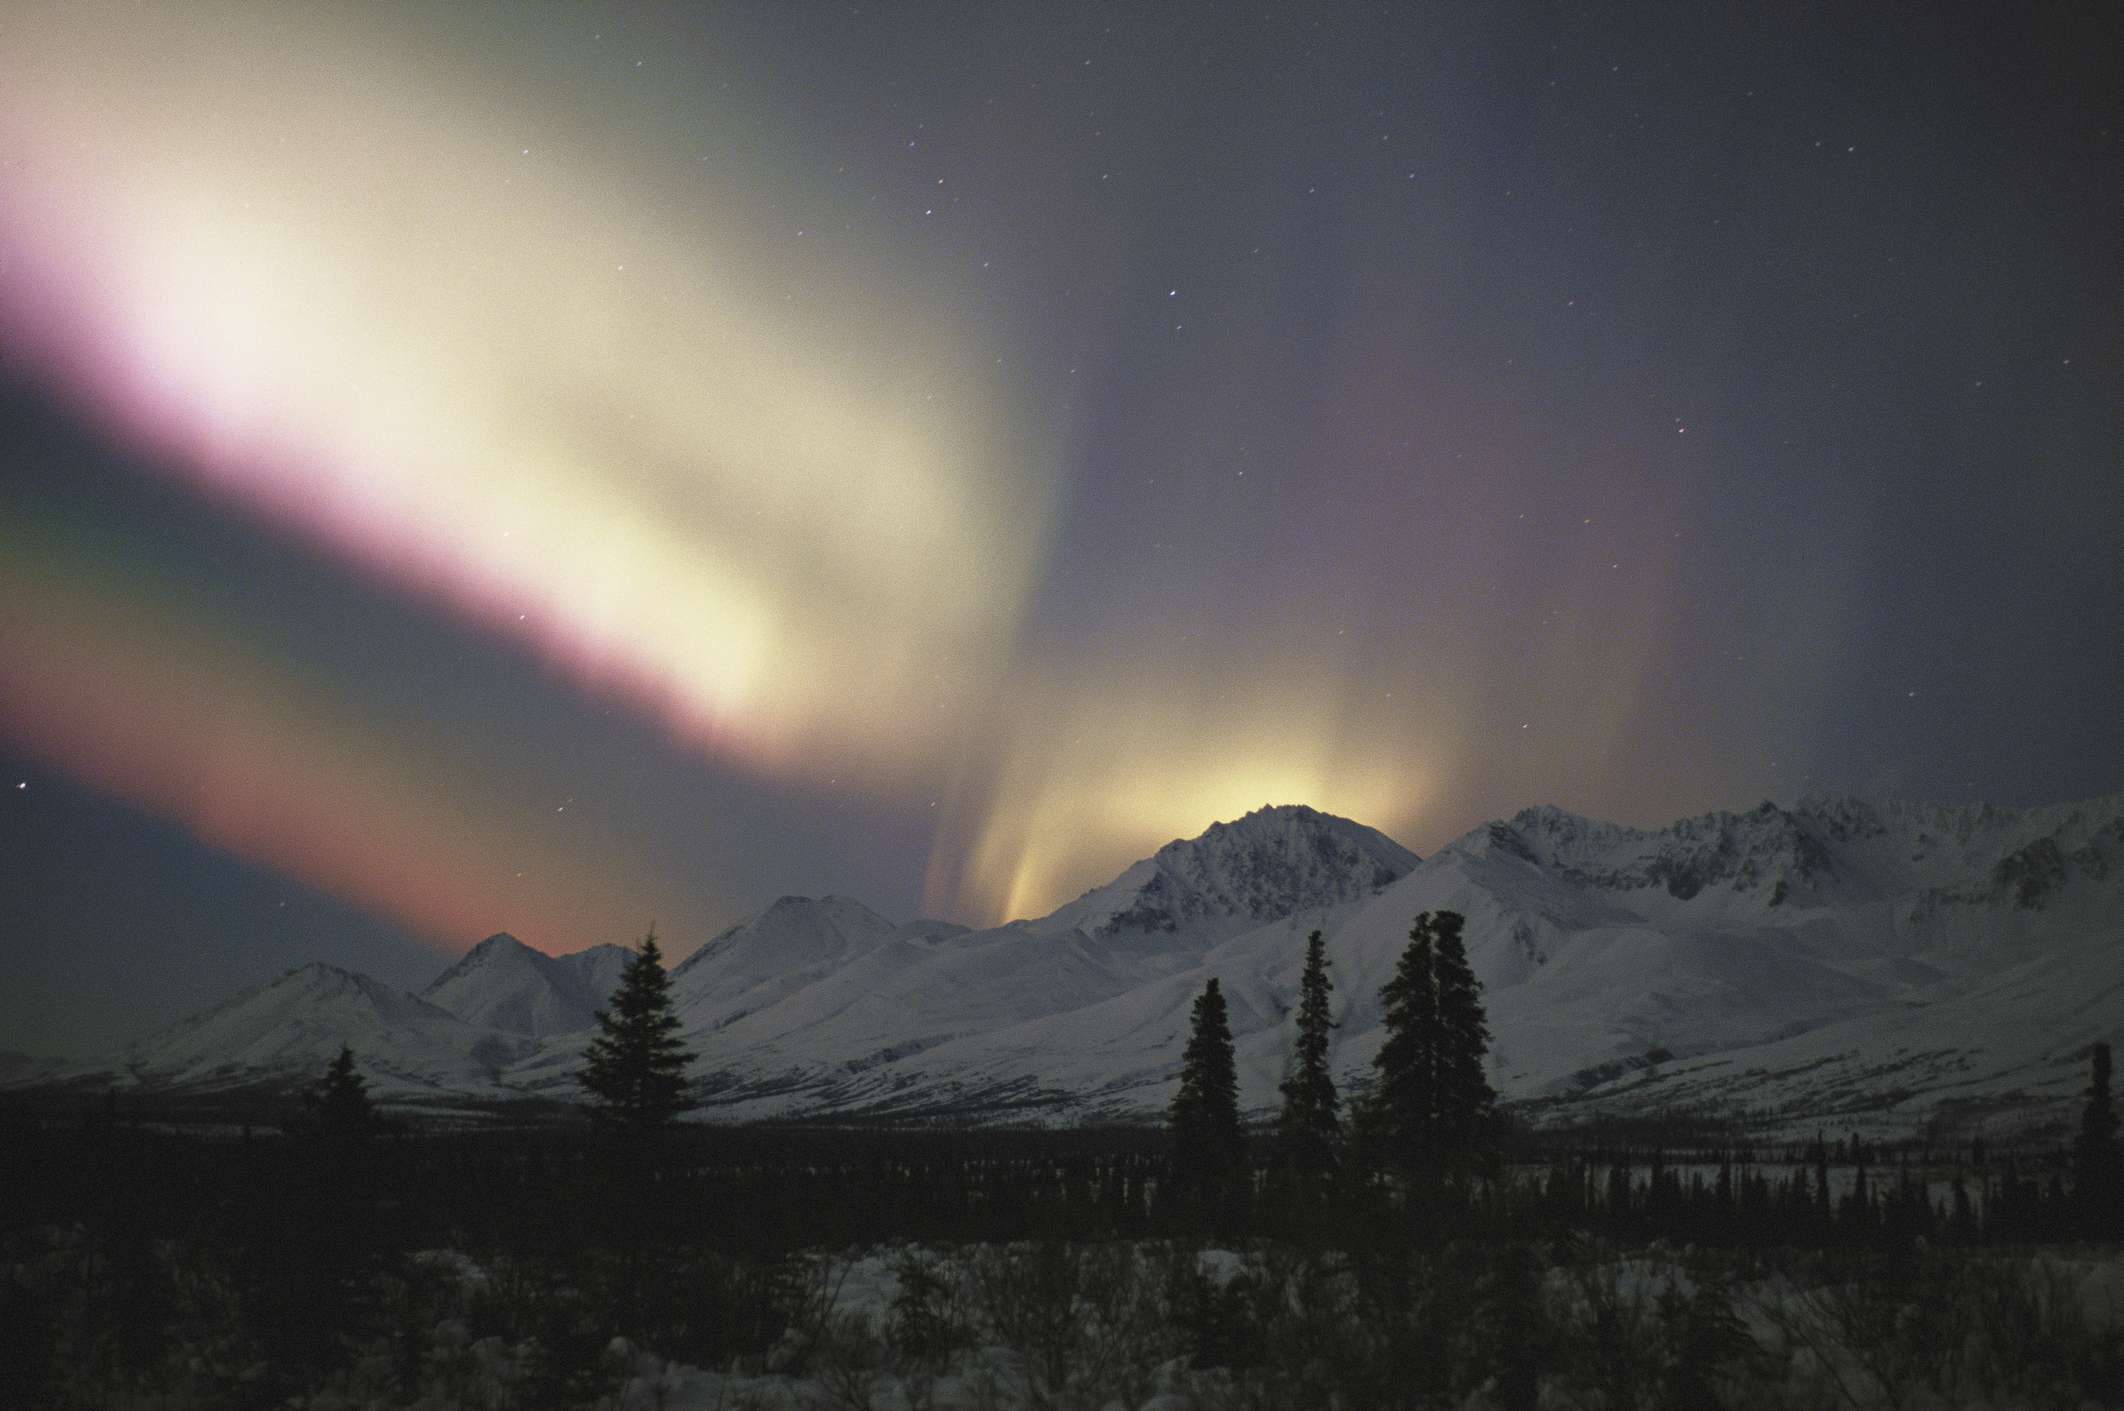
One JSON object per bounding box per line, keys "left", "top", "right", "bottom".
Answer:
{"left": 2, "top": 3, "right": 2118, "bottom": 1057}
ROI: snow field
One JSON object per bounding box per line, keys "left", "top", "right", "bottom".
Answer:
{"left": 41, "top": 794, "right": 2124, "bottom": 1145}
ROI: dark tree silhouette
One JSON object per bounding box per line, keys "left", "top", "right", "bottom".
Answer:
{"left": 1362, "top": 910, "right": 1494, "bottom": 1180}
{"left": 276, "top": 1045, "right": 389, "bottom": 1371}
{"left": 1168, "top": 977, "right": 1246, "bottom": 1222}
{"left": 1275, "top": 929, "right": 1342, "bottom": 1189}
{"left": 1365, "top": 912, "right": 1441, "bottom": 1173}
{"left": 1431, "top": 910, "right": 1496, "bottom": 1161}
{"left": 2077, "top": 1040, "right": 2118, "bottom": 1232}
{"left": 580, "top": 928, "right": 697, "bottom": 1128}
{"left": 296, "top": 1044, "right": 379, "bottom": 1144}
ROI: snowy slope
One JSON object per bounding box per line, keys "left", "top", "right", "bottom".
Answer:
{"left": 421, "top": 932, "right": 630, "bottom": 1038}
{"left": 92, "top": 962, "right": 535, "bottom": 1096}
{"left": 1021, "top": 793, "right": 2124, "bottom": 1137}
{"left": 20, "top": 793, "right": 2119, "bottom": 1138}
{"left": 629, "top": 807, "right": 1414, "bottom": 1115}
{"left": 1033, "top": 804, "right": 1417, "bottom": 939}
{"left": 639, "top": 794, "right": 2121, "bottom": 1135}
{"left": 671, "top": 895, "right": 912, "bottom": 1030}
{"left": 502, "top": 809, "right": 1417, "bottom": 1110}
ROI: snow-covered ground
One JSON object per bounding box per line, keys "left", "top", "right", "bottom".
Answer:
{"left": 268, "top": 1239, "right": 2124, "bottom": 1410}
{"left": 26, "top": 793, "right": 2124, "bottom": 1142}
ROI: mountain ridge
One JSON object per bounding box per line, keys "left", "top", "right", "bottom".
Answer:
{"left": 17, "top": 791, "right": 2121, "bottom": 1140}
{"left": 1034, "top": 803, "right": 1417, "bottom": 938}
{"left": 421, "top": 932, "right": 632, "bottom": 1039}
{"left": 112, "top": 961, "right": 534, "bottom": 1095}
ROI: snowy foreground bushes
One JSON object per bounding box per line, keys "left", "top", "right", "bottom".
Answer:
{"left": 10, "top": 1230, "right": 2122, "bottom": 1410}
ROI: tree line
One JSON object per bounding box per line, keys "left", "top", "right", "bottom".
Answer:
{"left": 292, "top": 909, "right": 2123, "bottom": 1248}
{"left": 1164, "top": 910, "right": 1501, "bottom": 1232}
{"left": 4, "top": 928, "right": 2116, "bottom": 1409}
{"left": 566, "top": 906, "right": 1512, "bottom": 1228}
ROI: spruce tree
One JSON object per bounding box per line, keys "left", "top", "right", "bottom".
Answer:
{"left": 1168, "top": 977, "right": 1246, "bottom": 1222}
{"left": 1367, "top": 912, "right": 1440, "bottom": 1174}
{"left": 1276, "top": 930, "right": 1342, "bottom": 1187}
{"left": 285, "top": 1044, "right": 387, "bottom": 1354}
{"left": 296, "top": 1044, "right": 379, "bottom": 1144}
{"left": 1431, "top": 910, "right": 1496, "bottom": 1160}
{"left": 580, "top": 928, "right": 697, "bottom": 1128}
{"left": 2077, "top": 1040, "right": 2118, "bottom": 1232}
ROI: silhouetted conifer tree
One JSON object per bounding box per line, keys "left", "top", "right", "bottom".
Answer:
{"left": 2077, "top": 1040, "right": 2119, "bottom": 1233}
{"left": 1364, "top": 910, "right": 1493, "bottom": 1180}
{"left": 1431, "top": 910, "right": 1495, "bottom": 1160}
{"left": 1365, "top": 913, "right": 1441, "bottom": 1174}
{"left": 277, "top": 1045, "right": 388, "bottom": 1380}
{"left": 581, "top": 928, "right": 697, "bottom": 1128}
{"left": 1846, "top": 1160, "right": 1872, "bottom": 1234}
{"left": 1168, "top": 978, "right": 1246, "bottom": 1225}
{"left": 297, "top": 1044, "right": 379, "bottom": 1144}
{"left": 1948, "top": 1176, "right": 1976, "bottom": 1243}
{"left": 1275, "top": 930, "right": 1342, "bottom": 1191}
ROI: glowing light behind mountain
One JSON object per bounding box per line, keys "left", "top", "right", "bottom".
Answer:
{"left": 0, "top": 0, "right": 2114, "bottom": 1009}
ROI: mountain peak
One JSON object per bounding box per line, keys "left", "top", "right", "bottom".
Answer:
{"left": 421, "top": 932, "right": 623, "bottom": 1039}
{"left": 672, "top": 894, "right": 898, "bottom": 981}
{"left": 667, "top": 892, "right": 904, "bottom": 1027}
{"left": 97, "top": 960, "right": 523, "bottom": 1095}
{"left": 281, "top": 960, "right": 383, "bottom": 991}
{"left": 422, "top": 933, "right": 544, "bottom": 996}
{"left": 41, "top": 788, "right": 2122, "bottom": 1138}
{"left": 761, "top": 893, "right": 878, "bottom": 920}
{"left": 1046, "top": 803, "right": 1418, "bottom": 936}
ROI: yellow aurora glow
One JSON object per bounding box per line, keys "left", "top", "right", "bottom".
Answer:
{"left": 0, "top": 2, "right": 1707, "bottom": 945}
{"left": 0, "top": 2, "right": 1052, "bottom": 780}
{"left": 922, "top": 653, "right": 1438, "bottom": 924}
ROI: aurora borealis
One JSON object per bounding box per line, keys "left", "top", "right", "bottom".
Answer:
{"left": 3, "top": 3, "right": 2119, "bottom": 1054}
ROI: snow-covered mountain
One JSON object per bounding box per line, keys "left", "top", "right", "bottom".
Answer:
{"left": 1033, "top": 804, "right": 1417, "bottom": 938}
{"left": 18, "top": 795, "right": 2121, "bottom": 1140}
{"left": 671, "top": 895, "right": 912, "bottom": 1029}
{"left": 504, "top": 808, "right": 1416, "bottom": 1109}
{"left": 103, "top": 962, "right": 535, "bottom": 1097}
{"left": 422, "top": 932, "right": 631, "bottom": 1038}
